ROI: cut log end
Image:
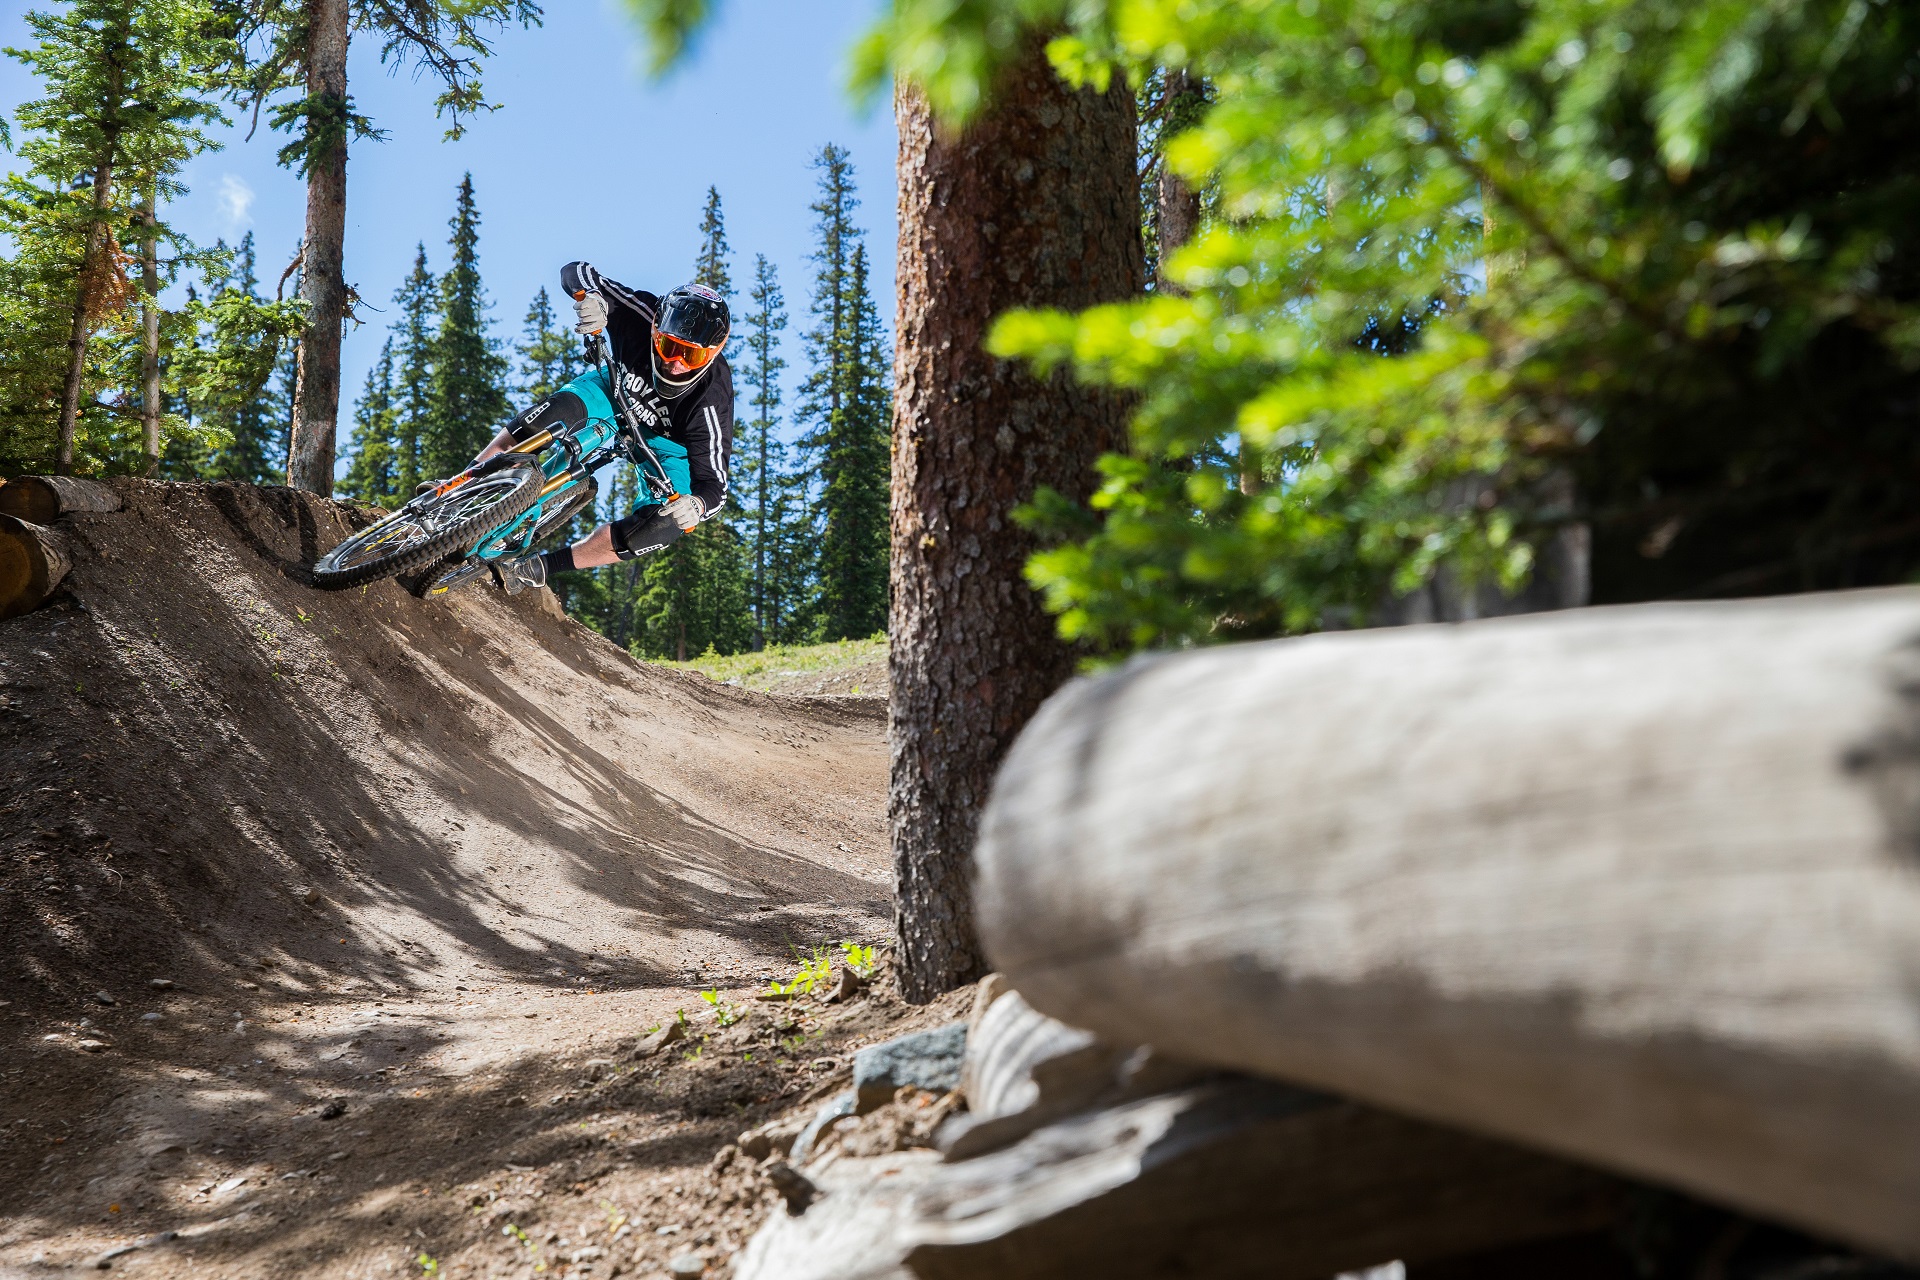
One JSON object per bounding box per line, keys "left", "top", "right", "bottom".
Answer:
{"left": 0, "top": 475, "right": 121, "bottom": 524}
{"left": 0, "top": 515, "right": 73, "bottom": 620}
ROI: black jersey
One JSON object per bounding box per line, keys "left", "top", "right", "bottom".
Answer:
{"left": 567, "top": 261, "right": 733, "bottom": 518}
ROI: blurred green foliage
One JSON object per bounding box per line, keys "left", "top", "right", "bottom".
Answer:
{"left": 938, "top": 0, "right": 1920, "bottom": 648}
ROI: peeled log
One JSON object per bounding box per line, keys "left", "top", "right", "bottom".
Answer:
{"left": 975, "top": 588, "right": 1920, "bottom": 1261}
{"left": 0, "top": 515, "right": 73, "bottom": 620}
{"left": 0, "top": 475, "right": 121, "bottom": 524}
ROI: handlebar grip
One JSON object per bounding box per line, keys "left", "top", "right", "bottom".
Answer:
{"left": 559, "top": 261, "right": 590, "bottom": 300}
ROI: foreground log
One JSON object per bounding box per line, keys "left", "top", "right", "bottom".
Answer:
{"left": 975, "top": 587, "right": 1920, "bottom": 1260}
{"left": 736, "top": 1080, "right": 1627, "bottom": 1280}
{"left": 0, "top": 516, "right": 73, "bottom": 620}
{"left": 0, "top": 475, "right": 121, "bottom": 524}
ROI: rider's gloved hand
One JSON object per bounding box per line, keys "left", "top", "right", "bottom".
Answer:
{"left": 663, "top": 494, "right": 704, "bottom": 532}
{"left": 572, "top": 291, "right": 608, "bottom": 335}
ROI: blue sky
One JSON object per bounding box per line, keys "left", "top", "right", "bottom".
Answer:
{"left": 0, "top": 0, "right": 897, "bottom": 468}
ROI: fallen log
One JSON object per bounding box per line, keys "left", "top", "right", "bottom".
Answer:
{"left": 0, "top": 515, "right": 73, "bottom": 620}
{"left": 0, "top": 475, "right": 120, "bottom": 523}
{"left": 906, "top": 1082, "right": 1627, "bottom": 1280}
{"left": 974, "top": 587, "right": 1920, "bottom": 1261}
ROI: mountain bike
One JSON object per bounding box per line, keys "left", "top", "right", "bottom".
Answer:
{"left": 309, "top": 332, "right": 679, "bottom": 598}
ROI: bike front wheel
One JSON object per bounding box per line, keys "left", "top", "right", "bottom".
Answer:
{"left": 310, "top": 456, "right": 545, "bottom": 591}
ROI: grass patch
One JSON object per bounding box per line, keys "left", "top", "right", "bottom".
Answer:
{"left": 662, "top": 634, "right": 888, "bottom": 693}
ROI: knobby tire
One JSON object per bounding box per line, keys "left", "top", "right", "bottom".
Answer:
{"left": 310, "top": 457, "right": 543, "bottom": 591}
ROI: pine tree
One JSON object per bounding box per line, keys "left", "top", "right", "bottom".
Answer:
{"left": 0, "top": 0, "right": 228, "bottom": 476}
{"left": 263, "top": 339, "right": 298, "bottom": 480}
{"left": 189, "top": 232, "right": 303, "bottom": 483}
{"left": 339, "top": 338, "right": 400, "bottom": 505}
{"left": 738, "top": 253, "right": 790, "bottom": 648}
{"left": 389, "top": 244, "right": 437, "bottom": 494}
{"left": 424, "top": 174, "right": 509, "bottom": 480}
{"left": 692, "top": 186, "right": 733, "bottom": 305}
{"left": 797, "top": 144, "right": 891, "bottom": 641}
{"left": 632, "top": 187, "right": 753, "bottom": 659}
{"left": 224, "top": 0, "right": 542, "bottom": 493}
{"left": 516, "top": 286, "right": 578, "bottom": 404}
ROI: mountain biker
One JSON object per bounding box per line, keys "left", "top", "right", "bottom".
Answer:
{"left": 479, "top": 263, "right": 733, "bottom": 593}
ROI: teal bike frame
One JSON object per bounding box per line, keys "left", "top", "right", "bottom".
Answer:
{"left": 449, "top": 337, "right": 682, "bottom": 572}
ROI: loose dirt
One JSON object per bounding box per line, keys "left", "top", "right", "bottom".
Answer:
{"left": 0, "top": 480, "right": 934, "bottom": 1278}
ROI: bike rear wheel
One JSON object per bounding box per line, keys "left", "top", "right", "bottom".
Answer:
{"left": 310, "top": 456, "right": 544, "bottom": 591}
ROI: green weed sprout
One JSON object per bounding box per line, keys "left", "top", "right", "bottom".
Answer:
{"left": 700, "top": 988, "right": 743, "bottom": 1026}
{"left": 840, "top": 941, "right": 878, "bottom": 980}
{"left": 766, "top": 946, "right": 835, "bottom": 997}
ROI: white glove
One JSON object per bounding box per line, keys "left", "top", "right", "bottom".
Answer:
{"left": 663, "top": 493, "right": 704, "bottom": 532}
{"left": 572, "top": 291, "right": 608, "bottom": 335}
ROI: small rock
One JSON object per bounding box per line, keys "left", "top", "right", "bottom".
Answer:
{"left": 853, "top": 1023, "right": 966, "bottom": 1113}
{"left": 582, "top": 1057, "right": 615, "bottom": 1081}
{"left": 736, "top": 1115, "right": 806, "bottom": 1162}
{"left": 92, "top": 991, "right": 116, "bottom": 1006}
{"left": 631, "top": 1019, "right": 684, "bottom": 1059}
{"left": 821, "top": 966, "right": 864, "bottom": 1005}
{"left": 317, "top": 1099, "right": 347, "bottom": 1121}
{"left": 239, "top": 981, "right": 259, "bottom": 992}
{"left": 788, "top": 1091, "right": 856, "bottom": 1165}
{"left": 141, "top": 1012, "right": 162, "bottom": 1022}
{"left": 76, "top": 1038, "right": 109, "bottom": 1053}
{"left": 762, "top": 1161, "right": 818, "bottom": 1216}
{"left": 212, "top": 1175, "right": 248, "bottom": 1197}
{"left": 326, "top": 1151, "right": 349, "bottom": 1162}
{"left": 569, "top": 1245, "right": 604, "bottom": 1263}
{"left": 667, "top": 1250, "right": 706, "bottom": 1277}
{"left": 148, "top": 978, "right": 174, "bottom": 991}
{"left": 707, "top": 1143, "right": 738, "bottom": 1174}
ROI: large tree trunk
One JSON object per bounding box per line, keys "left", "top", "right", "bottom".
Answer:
{"left": 56, "top": 53, "right": 124, "bottom": 476}
{"left": 287, "top": 0, "right": 351, "bottom": 495}
{"left": 140, "top": 195, "right": 161, "bottom": 476}
{"left": 888, "top": 40, "right": 1144, "bottom": 1003}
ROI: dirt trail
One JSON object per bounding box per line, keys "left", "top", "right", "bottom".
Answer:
{"left": 0, "top": 480, "right": 931, "bottom": 1279}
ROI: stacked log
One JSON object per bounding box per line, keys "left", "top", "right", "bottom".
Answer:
{"left": 0, "top": 476, "right": 116, "bottom": 619}
{"left": 0, "top": 475, "right": 122, "bottom": 524}
{"left": 974, "top": 587, "right": 1920, "bottom": 1261}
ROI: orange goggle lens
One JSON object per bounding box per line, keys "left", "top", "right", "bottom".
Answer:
{"left": 654, "top": 331, "right": 721, "bottom": 374}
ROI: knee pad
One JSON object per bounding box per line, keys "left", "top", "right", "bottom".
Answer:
{"left": 507, "top": 389, "right": 588, "bottom": 443}
{"left": 609, "top": 508, "right": 684, "bottom": 560}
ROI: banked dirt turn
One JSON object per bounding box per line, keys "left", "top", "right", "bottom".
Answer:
{"left": 0, "top": 479, "right": 924, "bottom": 1277}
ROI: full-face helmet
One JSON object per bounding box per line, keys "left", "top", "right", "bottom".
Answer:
{"left": 652, "top": 283, "right": 730, "bottom": 399}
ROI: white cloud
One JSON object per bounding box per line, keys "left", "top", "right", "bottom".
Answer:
{"left": 217, "top": 174, "right": 255, "bottom": 231}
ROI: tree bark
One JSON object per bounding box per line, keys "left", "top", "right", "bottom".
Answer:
{"left": 1154, "top": 69, "right": 1204, "bottom": 297}
{"left": 287, "top": 0, "right": 351, "bottom": 495}
{"left": 140, "top": 195, "right": 161, "bottom": 476}
{"left": 57, "top": 51, "right": 125, "bottom": 476}
{"left": 888, "top": 39, "right": 1144, "bottom": 1003}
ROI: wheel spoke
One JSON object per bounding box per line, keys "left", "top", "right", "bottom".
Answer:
{"left": 332, "top": 517, "right": 430, "bottom": 569}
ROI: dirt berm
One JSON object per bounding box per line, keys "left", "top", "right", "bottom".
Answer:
{"left": 0, "top": 480, "right": 954, "bottom": 1278}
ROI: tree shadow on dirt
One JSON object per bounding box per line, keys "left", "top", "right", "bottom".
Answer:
{"left": 0, "top": 480, "right": 893, "bottom": 1246}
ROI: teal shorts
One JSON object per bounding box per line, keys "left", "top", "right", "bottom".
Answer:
{"left": 558, "top": 368, "right": 690, "bottom": 508}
